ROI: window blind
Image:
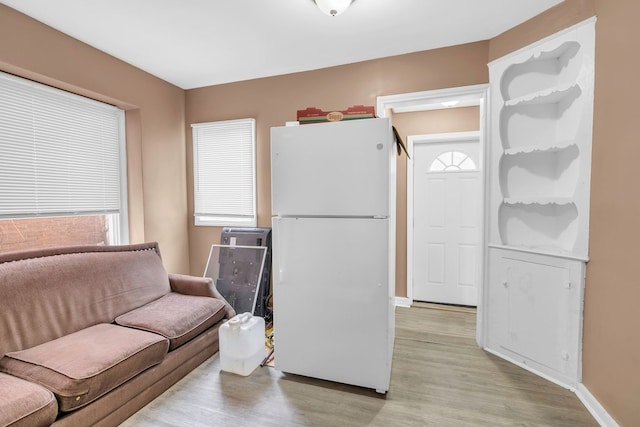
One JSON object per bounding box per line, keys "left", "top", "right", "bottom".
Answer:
{"left": 192, "top": 118, "right": 256, "bottom": 226}
{"left": 0, "top": 71, "right": 125, "bottom": 219}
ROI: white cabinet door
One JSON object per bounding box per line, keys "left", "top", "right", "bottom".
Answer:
{"left": 272, "top": 216, "right": 392, "bottom": 391}
{"left": 271, "top": 119, "right": 392, "bottom": 217}
{"left": 486, "top": 247, "right": 584, "bottom": 387}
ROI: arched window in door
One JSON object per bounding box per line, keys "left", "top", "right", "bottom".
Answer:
{"left": 429, "top": 151, "right": 477, "bottom": 172}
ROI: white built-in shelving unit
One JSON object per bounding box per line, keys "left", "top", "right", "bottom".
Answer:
{"left": 485, "top": 18, "right": 596, "bottom": 388}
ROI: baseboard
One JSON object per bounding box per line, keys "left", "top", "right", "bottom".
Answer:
{"left": 483, "top": 347, "right": 576, "bottom": 391}
{"left": 394, "top": 297, "right": 411, "bottom": 308}
{"left": 576, "top": 383, "right": 620, "bottom": 427}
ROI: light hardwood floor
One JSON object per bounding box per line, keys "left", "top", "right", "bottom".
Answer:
{"left": 120, "top": 306, "right": 597, "bottom": 426}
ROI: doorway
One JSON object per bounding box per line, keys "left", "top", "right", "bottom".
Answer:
{"left": 377, "top": 84, "right": 489, "bottom": 346}
{"left": 410, "top": 132, "right": 481, "bottom": 307}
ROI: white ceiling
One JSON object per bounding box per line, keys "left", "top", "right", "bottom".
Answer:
{"left": 1, "top": 0, "right": 563, "bottom": 90}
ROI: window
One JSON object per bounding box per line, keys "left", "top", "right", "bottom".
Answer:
{"left": 429, "top": 151, "right": 477, "bottom": 172}
{"left": 0, "top": 71, "right": 128, "bottom": 252}
{"left": 191, "top": 118, "right": 256, "bottom": 227}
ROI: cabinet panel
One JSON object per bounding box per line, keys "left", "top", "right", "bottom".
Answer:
{"left": 487, "top": 248, "right": 583, "bottom": 386}
{"left": 502, "top": 257, "right": 570, "bottom": 372}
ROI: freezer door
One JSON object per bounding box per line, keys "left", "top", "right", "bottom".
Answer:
{"left": 272, "top": 217, "right": 392, "bottom": 392}
{"left": 271, "top": 118, "right": 392, "bottom": 217}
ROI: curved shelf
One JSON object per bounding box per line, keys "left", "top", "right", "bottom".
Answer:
{"left": 499, "top": 144, "right": 580, "bottom": 199}
{"left": 498, "top": 201, "right": 579, "bottom": 253}
{"left": 505, "top": 82, "right": 580, "bottom": 107}
{"left": 503, "top": 197, "right": 574, "bottom": 205}
{"left": 503, "top": 139, "right": 575, "bottom": 155}
{"left": 501, "top": 41, "right": 582, "bottom": 101}
{"left": 488, "top": 244, "right": 589, "bottom": 263}
{"left": 499, "top": 84, "right": 583, "bottom": 150}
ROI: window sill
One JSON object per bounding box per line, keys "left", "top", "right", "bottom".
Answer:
{"left": 195, "top": 216, "right": 257, "bottom": 227}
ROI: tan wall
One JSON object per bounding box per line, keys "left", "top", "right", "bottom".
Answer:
{"left": 0, "top": 5, "right": 190, "bottom": 273}
{"left": 489, "top": 0, "right": 595, "bottom": 61}
{"left": 491, "top": 0, "right": 640, "bottom": 425}
{"left": 390, "top": 107, "right": 480, "bottom": 297}
{"left": 185, "top": 43, "right": 489, "bottom": 282}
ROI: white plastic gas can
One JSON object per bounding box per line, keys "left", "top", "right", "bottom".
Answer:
{"left": 219, "top": 312, "right": 265, "bottom": 376}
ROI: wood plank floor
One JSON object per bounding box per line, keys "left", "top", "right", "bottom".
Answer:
{"left": 120, "top": 306, "right": 597, "bottom": 426}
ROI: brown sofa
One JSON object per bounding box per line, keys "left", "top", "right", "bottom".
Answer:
{"left": 0, "top": 242, "right": 235, "bottom": 427}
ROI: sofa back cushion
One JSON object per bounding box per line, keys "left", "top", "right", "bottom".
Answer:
{"left": 0, "top": 242, "right": 170, "bottom": 356}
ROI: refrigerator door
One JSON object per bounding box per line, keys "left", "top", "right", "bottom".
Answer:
{"left": 272, "top": 216, "right": 392, "bottom": 392}
{"left": 271, "top": 118, "right": 392, "bottom": 217}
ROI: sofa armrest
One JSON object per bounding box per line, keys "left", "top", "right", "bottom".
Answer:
{"left": 168, "top": 274, "right": 236, "bottom": 319}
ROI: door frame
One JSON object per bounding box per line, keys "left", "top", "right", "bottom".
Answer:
{"left": 377, "top": 84, "right": 489, "bottom": 347}
{"left": 407, "top": 131, "right": 481, "bottom": 307}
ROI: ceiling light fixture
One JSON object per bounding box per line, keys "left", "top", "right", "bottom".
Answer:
{"left": 314, "top": 0, "right": 353, "bottom": 17}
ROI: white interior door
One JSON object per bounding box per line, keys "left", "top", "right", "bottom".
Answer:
{"left": 412, "top": 137, "right": 481, "bottom": 306}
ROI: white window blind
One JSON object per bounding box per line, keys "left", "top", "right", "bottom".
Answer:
{"left": 0, "top": 71, "right": 126, "bottom": 219}
{"left": 192, "top": 118, "right": 256, "bottom": 226}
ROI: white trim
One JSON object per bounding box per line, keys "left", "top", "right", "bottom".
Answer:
{"left": 194, "top": 215, "right": 257, "bottom": 227}
{"left": 477, "top": 90, "right": 490, "bottom": 348}
{"left": 377, "top": 84, "right": 489, "bottom": 347}
{"left": 117, "top": 109, "right": 130, "bottom": 244}
{"left": 406, "top": 139, "right": 415, "bottom": 303}
{"left": 407, "top": 131, "right": 481, "bottom": 144}
{"left": 576, "top": 384, "right": 620, "bottom": 427}
{"left": 394, "top": 296, "right": 412, "bottom": 308}
{"left": 376, "top": 84, "right": 490, "bottom": 117}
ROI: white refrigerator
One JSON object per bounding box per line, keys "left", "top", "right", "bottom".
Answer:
{"left": 271, "top": 118, "right": 396, "bottom": 393}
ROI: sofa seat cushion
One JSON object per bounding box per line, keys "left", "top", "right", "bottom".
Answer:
{"left": 115, "top": 292, "right": 227, "bottom": 351}
{"left": 0, "top": 324, "right": 168, "bottom": 413}
{"left": 0, "top": 372, "right": 57, "bottom": 427}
